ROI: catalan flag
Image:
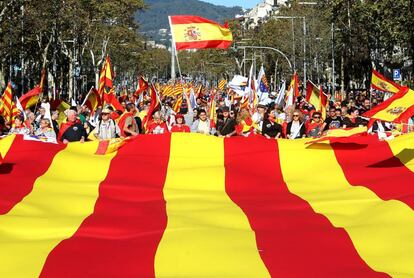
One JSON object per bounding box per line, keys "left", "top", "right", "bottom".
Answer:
{"left": 173, "top": 93, "right": 183, "bottom": 113}
{"left": 1, "top": 132, "right": 414, "bottom": 277}
{"left": 169, "top": 15, "right": 233, "bottom": 50}
{"left": 0, "top": 83, "right": 14, "bottom": 123}
{"left": 371, "top": 69, "right": 402, "bottom": 94}
{"left": 98, "top": 63, "right": 106, "bottom": 97}
{"left": 173, "top": 82, "right": 183, "bottom": 96}
{"left": 364, "top": 87, "right": 414, "bottom": 123}
{"left": 218, "top": 79, "right": 227, "bottom": 91}
{"left": 162, "top": 84, "right": 174, "bottom": 97}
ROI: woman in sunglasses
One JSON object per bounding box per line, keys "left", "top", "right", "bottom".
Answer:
{"left": 286, "top": 110, "right": 306, "bottom": 139}
{"left": 306, "top": 111, "right": 324, "bottom": 138}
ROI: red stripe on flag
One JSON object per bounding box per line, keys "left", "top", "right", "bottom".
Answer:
{"left": 332, "top": 135, "right": 414, "bottom": 210}
{"left": 0, "top": 136, "right": 65, "bottom": 214}
{"left": 224, "top": 136, "right": 384, "bottom": 277}
{"left": 175, "top": 40, "right": 232, "bottom": 50}
{"left": 40, "top": 134, "right": 171, "bottom": 278}
{"left": 363, "top": 86, "right": 408, "bottom": 119}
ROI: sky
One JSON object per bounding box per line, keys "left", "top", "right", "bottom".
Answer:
{"left": 202, "top": 0, "right": 259, "bottom": 9}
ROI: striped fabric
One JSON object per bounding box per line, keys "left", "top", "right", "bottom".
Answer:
{"left": 0, "top": 133, "right": 413, "bottom": 277}
{"left": 0, "top": 83, "right": 13, "bottom": 123}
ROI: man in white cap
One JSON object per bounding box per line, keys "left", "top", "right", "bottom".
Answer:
{"left": 93, "top": 108, "right": 121, "bottom": 140}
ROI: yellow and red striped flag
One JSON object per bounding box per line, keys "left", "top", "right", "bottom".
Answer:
{"left": 98, "top": 63, "right": 106, "bottom": 97}
{"left": 173, "top": 82, "right": 183, "bottom": 96}
{"left": 218, "top": 79, "right": 227, "bottom": 91}
{"left": 364, "top": 87, "right": 414, "bottom": 123}
{"left": 169, "top": 15, "right": 233, "bottom": 50}
{"left": 371, "top": 69, "right": 402, "bottom": 93}
{"left": 162, "top": 84, "right": 174, "bottom": 97}
{"left": 104, "top": 56, "right": 113, "bottom": 88}
{"left": 0, "top": 132, "right": 414, "bottom": 276}
{"left": 0, "top": 83, "right": 14, "bottom": 123}
{"left": 173, "top": 93, "right": 183, "bottom": 113}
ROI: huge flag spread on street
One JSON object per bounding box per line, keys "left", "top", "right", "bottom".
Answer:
{"left": 1, "top": 133, "right": 414, "bottom": 277}
{"left": 169, "top": 15, "right": 233, "bottom": 50}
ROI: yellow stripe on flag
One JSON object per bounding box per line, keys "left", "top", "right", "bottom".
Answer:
{"left": 386, "top": 133, "right": 414, "bottom": 173}
{"left": 278, "top": 139, "right": 414, "bottom": 277}
{"left": 371, "top": 89, "right": 414, "bottom": 122}
{"left": 155, "top": 133, "right": 269, "bottom": 277}
{"left": 0, "top": 134, "right": 16, "bottom": 158}
{"left": 172, "top": 23, "right": 233, "bottom": 43}
{"left": 371, "top": 73, "right": 400, "bottom": 93}
{"left": 0, "top": 141, "right": 115, "bottom": 277}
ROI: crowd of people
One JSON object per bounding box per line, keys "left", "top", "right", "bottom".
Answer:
{"left": 0, "top": 86, "right": 413, "bottom": 143}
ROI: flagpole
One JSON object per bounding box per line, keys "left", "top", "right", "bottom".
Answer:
{"left": 168, "top": 16, "right": 181, "bottom": 80}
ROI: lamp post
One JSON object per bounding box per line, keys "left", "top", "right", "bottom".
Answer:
{"left": 236, "top": 45, "right": 293, "bottom": 74}
{"left": 272, "top": 16, "right": 306, "bottom": 86}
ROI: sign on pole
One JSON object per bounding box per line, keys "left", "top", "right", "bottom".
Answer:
{"left": 393, "top": 69, "right": 402, "bottom": 81}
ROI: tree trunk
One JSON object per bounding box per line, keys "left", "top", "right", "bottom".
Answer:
{"left": 341, "top": 48, "right": 345, "bottom": 93}
{"left": 0, "top": 62, "right": 5, "bottom": 88}
{"left": 68, "top": 49, "right": 73, "bottom": 100}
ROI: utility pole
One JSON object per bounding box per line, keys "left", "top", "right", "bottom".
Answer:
{"left": 20, "top": 1, "right": 24, "bottom": 93}
{"left": 273, "top": 16, "right": 306, "bottom": 86}
{"left": 292, "top": 18, "right": 296, "bottom": 70}
{"left": 8, "top": 11, "right": 12, "bottom": 82}
{"left": 303, "top": 17, "right": 307, "bottom": 88}
{"left": 331, "top": 22, "right": 335, "bottom": 94}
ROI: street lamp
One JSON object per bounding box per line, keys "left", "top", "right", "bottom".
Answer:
{"left": 236, "top": 45, "right": 293, "bottom": 74}
{"left": 272, "top": 16, "right": 307, "bottom": 87}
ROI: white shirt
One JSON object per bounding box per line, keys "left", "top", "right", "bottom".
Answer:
{"left": 290, "top": 121, "right": 301, "bottom": 139}
{"left": 197, "top": 120, "right": 210, "bottom": 135}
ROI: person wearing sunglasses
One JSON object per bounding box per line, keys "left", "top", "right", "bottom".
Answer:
{"left": 306, "top": 111, "right": 324, "bottom": 138}
{"left": 321, "top": 107, "right": 344, "bottom": 133}
{"left": 286, "top": 110, "right": 306, "bottom": 139}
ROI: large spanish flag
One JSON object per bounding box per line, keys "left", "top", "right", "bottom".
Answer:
{"left": 169, "top": 15, "right": 233, "bottom": 50}
{"left": 364, "top": 86, "right": 414, "bottom": 123}
{"left": 1, "top": 133, "right": 414, "bottom": 277}
{"left": 371, "top": 69, "right": 402, "bottom": 93}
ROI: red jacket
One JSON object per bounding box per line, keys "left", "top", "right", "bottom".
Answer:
{"left": 171, "top": 124, "right": 190, "bottom": 133}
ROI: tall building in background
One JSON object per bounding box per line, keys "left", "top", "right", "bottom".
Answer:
{"left": 240, "top": 0, "right": 287, "bottom": 29}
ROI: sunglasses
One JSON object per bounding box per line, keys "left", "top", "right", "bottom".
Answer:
{"left": 313, "top": 116, "right": 321, "bottom": 119}
{"left": 293, "top": 115, "right": 300, "bottom": 117}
